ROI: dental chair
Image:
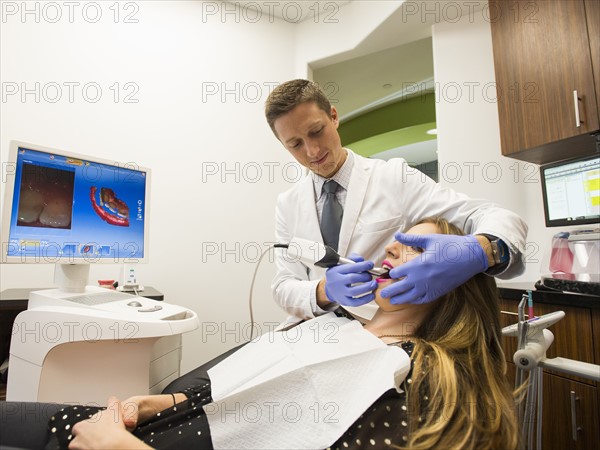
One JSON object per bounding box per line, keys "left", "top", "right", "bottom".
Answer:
{"left": 160, "top": 343, "right": 247, "bottom": 394}
{"left": 0, "top": 345, "right": 247, "bottom": 450}
{"left": 0, "top": 310, "right": 346, "bottom": 449}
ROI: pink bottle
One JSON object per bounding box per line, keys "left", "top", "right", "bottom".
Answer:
{"left": 549, "top": 232, "right": 574, "bottom": 274}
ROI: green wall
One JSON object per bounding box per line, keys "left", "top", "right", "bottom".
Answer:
{"left": 339, "top": 92, "right": 436, "bottom": 154}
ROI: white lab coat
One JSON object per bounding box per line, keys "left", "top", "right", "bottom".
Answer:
{"left": 272, "top": 150, "right": 527, "bottom": 321}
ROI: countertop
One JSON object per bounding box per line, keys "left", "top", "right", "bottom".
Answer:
{"left": 0, "top": 286, "right": 164, "bottom": 310}
{"left": 497, "top": 281, "right": 600, "bottom": 308}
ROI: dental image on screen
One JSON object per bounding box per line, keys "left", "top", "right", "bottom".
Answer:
{"left": 17, "top": 163, "right": 75, "bottom": 229}
{"left": 544, "top": 156, "right": 600, "bottom": 223}
{"left": 6, "top": 147, "right": 147, "bottom": 261}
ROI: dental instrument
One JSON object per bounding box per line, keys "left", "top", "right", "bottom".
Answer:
{"left": 528, "top": 290, "right": 535, "bottom": 321}
{"left": 283, "top": 237, "right": 390, "bottom": 277}
{"left": 247, "top": 239, "right": 389, "bottom": 340}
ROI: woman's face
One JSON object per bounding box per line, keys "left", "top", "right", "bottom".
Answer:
{"left": 374, "top": 222, "right": 439, "bottom": 312}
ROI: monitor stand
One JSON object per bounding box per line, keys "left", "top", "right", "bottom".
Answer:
{"left": 54, "top": 263, "right": 90, "bottom": 293}
{"left": 27, "top": 263, "right": 125, "bottom": 308}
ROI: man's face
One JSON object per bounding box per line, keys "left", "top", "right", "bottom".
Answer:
{"left": 273, "top": 102, "right": 346, "bottom": 178}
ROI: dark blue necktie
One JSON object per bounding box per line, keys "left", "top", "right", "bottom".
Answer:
{"left": 320, "top": 180, "right": 343, "bottom": 251}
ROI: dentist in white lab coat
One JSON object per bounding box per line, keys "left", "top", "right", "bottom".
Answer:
{"left": 266, "top": 80, "right": 527, "bottom": 323}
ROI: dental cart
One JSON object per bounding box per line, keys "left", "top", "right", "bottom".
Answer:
{"left": 7, "top": 287, "right": 199, "bottom": 405}
{"left": 502, "top": 293, "right": 600, "bottom": 450}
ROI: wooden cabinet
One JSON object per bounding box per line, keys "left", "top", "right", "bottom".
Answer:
{"left": 499, "top": 296, "right": 600, "bottom": 449}
{"left": 541, "top": 372, "right": 599, "bottom": 450}
{"left": 489, "top": 0, "right": 600, "bottom": 164}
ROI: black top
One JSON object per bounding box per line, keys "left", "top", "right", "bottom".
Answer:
{"left": 45, "top": 342, "right": 416, "bottom": 450}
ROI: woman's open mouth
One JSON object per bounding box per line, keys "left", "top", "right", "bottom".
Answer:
{"left": 376, "top": 261, "right": 394, "bottom": 282}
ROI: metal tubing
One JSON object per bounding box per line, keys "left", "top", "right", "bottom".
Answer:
{"left": 536, "top": 368, "right": 543, "bottom": 450}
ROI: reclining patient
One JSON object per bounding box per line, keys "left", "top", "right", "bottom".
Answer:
{"left": 2, "top": 218, "right": 519, "bottom": 450}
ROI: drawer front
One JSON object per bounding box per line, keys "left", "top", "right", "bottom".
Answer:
{"left": 541, "top": 372, "right": 600, "bottom": 450}
{"left": 149, "top": 348, "right": 181, "bottom": 387}
{"left": 151, "top": 335, "right": 182, "bottom": 360}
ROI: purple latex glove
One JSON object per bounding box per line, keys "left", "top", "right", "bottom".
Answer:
{"left": 380, "top": 232, "right": 489, "bottom": 304}
{"left": 325, "top": 253, "right": 378, "bottom": 307}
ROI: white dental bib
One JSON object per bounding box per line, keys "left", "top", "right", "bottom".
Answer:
{"left": 204, "top": 313, "right": 411, "bottom": 450}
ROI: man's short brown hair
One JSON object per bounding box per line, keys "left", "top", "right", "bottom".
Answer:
{"left": 265, "top": 79, "right": 332, "bottom": 136}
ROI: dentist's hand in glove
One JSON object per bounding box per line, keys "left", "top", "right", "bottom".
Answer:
{"left": 325, "top": 254, "right": 378, "bottom": 307}
{"left": 380, "top": 233, "right": 489, "bottom": 304}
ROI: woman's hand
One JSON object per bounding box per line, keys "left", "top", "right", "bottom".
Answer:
{"left": 120, "top": 395, "right": 155, "bottom": 431}
{"left": 69, "top": 397, "right": 152, "bottom": 450}
{"left": 121, "top": 393, "right": 187, "bottom": 430}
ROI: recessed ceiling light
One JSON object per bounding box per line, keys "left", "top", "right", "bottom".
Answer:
{"left": 382, "top": 83, "right": 392, "bottom": 89}
{"left": 426, "top": 128, "right": 437, "bottom": 135}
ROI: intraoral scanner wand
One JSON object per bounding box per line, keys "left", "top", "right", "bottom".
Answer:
{"left": 285, "top": 237, "right": 390, "bottom": 278}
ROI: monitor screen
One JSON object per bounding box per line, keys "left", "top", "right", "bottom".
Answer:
{"left": 2, "top": 141, "right": 150, "bottom": 263}
{"left": 540, "top": 154, "right": 600, "bottom": 227}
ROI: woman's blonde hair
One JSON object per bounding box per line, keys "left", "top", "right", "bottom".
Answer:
{"left": 404, "top": 217, "right": 519, "bottom": 449}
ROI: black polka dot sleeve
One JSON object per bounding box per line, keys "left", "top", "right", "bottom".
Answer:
{"left": 44, "top": 383, "right": 215, "bottom": 450}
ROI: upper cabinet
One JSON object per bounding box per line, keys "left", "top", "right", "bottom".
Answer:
{"left": 490, "top": 0, "right": 599, "bottom": 164}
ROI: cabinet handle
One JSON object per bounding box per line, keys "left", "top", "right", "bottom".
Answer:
{"left": 573, "top": 90, "right": 582, "bottom": 128}
{"left": 570, "top": 390, "right": 582, "bottom": 441}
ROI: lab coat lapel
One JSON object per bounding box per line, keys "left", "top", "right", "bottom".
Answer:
{"left": 298, "top": 174, "right": 324, "bottom": 243}
{"left": 338, "top": 155, "right": 371, "bottom": 256}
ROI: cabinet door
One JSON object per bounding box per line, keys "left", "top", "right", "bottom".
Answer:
{"left": 490, "top": 0, "right": 599, "bottom": 157}
{"left": 584, "top": 0, "right": 599, "bottom": 109}
{"left": 505, "top": 365, "right": 599, "bottom": 449}
{"left": 541, "top": 372, "right": 599, "bottom": 450}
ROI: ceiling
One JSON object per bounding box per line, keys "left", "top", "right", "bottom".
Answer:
{"left": 224, "top": 1, "right": 485, "bottom": 119}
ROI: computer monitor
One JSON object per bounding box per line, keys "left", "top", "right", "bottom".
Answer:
{"left": 540, "top": 153, "right": 600, "bottom": 227}
{"left": 1, "top": 141, "right": 151, "bottom": 291}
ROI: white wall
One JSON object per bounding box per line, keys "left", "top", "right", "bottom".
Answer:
{"left": 0, "top": 1, "right": 299, "bottom": 373}
{"left": 0, "top": 1, "right": 416, "bottom": 375}
{"left": 2, "top": 0, "right": 564, "bottom": 378}
{"left": 431, "top": 11, "right": 570, "bottom": 283}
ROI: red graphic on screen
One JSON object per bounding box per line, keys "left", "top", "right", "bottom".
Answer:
{"left": 90, "top": 187, "right": 130, "bottom": 227}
